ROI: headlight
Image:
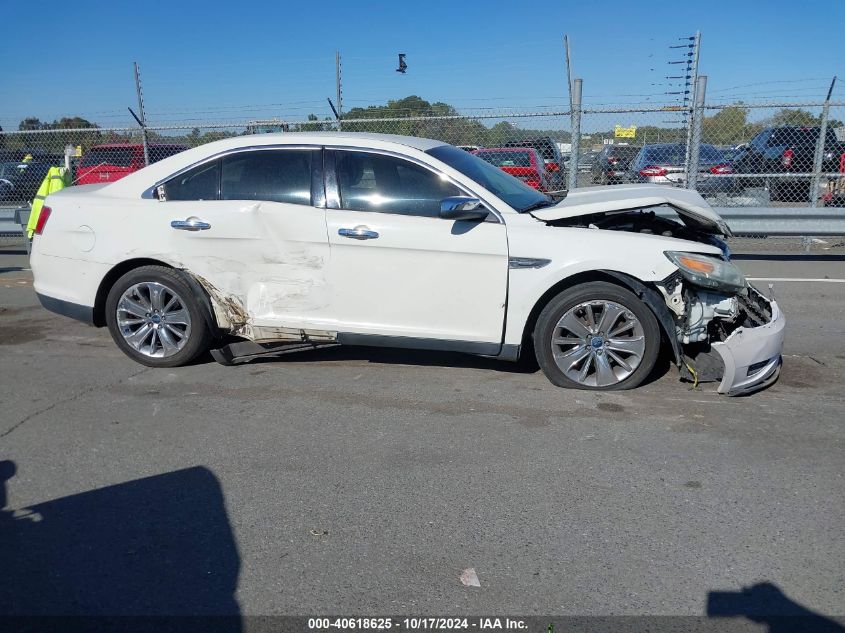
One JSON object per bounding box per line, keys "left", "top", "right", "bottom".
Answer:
{"left": 665, "top": 251, "right": 746, "bottom": 293}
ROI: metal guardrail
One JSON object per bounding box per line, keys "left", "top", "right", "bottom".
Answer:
{"left": 0, "top": 206, "right": 26, "bottom": 237}
{"left": 711, "top": 207, "right": 845, "bottom": 236}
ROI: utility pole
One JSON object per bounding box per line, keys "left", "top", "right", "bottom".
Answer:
{"left": 335, "top": 51, "right": 343, "bottom": 131}
{"left": 133, "top": 62, "right": 150, "bottom": 166}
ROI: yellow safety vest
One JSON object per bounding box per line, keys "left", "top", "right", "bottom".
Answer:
{"left": 26, "top": 167, "right": 68, "bottom": 238}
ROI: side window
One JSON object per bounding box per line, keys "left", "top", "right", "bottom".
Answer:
{"left": 163, "top": 160, "right": 220, "bottom": 201}
{"left": 336, "top": 151, "right": 461, "bottom": 218}
{"left": 221, "top": 150, "right": 313, "bottom": 205}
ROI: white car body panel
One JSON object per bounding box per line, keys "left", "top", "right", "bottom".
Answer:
{"left": 325, "top": 209, "right": 508, "bottom": 342}
{"left": 530, "top": 183, "right": 728, "bottom": 233}
{"left": 30, "top": 132, "right": 783, "bottom": 395}
{"left": 502, "top": 213, "right": 721, "bottom": 347}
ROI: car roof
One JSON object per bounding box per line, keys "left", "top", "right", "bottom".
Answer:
{"left": 102, "top": 132, "right": 450, "bottom": 196}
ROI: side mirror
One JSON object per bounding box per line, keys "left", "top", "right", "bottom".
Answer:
{"left": 440, "top": 196, "right": 488, "bottom": 221}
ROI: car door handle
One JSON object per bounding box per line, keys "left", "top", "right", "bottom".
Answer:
{"left": 171, "top": 218, "right": 211, "bottom": 231}
{"left": 338, "top": 226, "right": 379, "bottom": 240}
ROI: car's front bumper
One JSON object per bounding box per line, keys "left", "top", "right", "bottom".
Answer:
{"left": 711, "top": 288, "right": 785, "bottom": 396}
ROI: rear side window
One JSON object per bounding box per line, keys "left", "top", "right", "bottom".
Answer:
{"left": 80, "top": 148, "right": 135, "bottom": 167}
{"left": 163, "top": 161, "right": 220, "bottom": 201}
{"left": 221, "top": 150, "right": 312, "bottom": 205}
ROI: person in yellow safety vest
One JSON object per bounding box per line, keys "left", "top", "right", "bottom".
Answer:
{"left": 26, "top": 167, "right": 68, "bottom": 239}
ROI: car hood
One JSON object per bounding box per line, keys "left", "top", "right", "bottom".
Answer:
{"left": 530, "top": 183, "right": 731, "bottom": 235}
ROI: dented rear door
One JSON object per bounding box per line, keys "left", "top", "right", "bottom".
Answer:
{"left": 157, "top": 147, "right": 333, "bottom": 333}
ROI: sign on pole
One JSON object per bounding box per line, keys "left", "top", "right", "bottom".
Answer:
{"left": 614, "top": 125, "right": 637, "bottom": 139}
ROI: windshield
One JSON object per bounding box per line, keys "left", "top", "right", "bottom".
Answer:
{"left": 426, "top": 145, "right": 551, "bottom": 212}
{"left": 475, "top": 150, "right": 533, "bottom": 167}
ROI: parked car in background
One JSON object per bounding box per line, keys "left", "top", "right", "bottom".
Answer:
{"left": 591, "top": 145, "right": 640, "bottom": 184}
{"left": 730, "top": 126, "right": 845, "bottom": 201}
{"left": 473, "top": 147, "right": 552, "bottom": 191}
{"left": 628, "top": 143, "right": 734, "bottom": 195}
{"left": 31, "top": 132, "right": 783, "bottom": 395}
{"left": 76, "top": 143, "right": 187, "bottom": 185}
{"left": 502, "top": 137, "right": 565, "bottom": 189}
{"left": 0, "top": 161, "right": 56, "bottom": 203}
{"left": 577, "top": 150, "right": 599, "bottom": 173}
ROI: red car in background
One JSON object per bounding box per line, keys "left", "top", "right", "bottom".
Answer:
{"left": 473, "top": 147, "right": 552, "bottom": 192}
{"left": 76, "top": 143, "right": 187, "bottom": 185}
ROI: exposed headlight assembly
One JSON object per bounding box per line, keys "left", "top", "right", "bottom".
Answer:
{"left": 665, "top": 251, "right": 746, "bottom": 293}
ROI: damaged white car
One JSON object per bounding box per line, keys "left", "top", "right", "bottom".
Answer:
{"left": 30, "top": 133, "right": 784, "bottom": 394}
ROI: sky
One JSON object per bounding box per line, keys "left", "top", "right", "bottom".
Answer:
{"left": 1, "top": 0, "right": 842, "bottom": 131}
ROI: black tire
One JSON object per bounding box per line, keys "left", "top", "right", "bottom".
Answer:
{"left": 533, "top": 281, "right": 661, "bottom": 391}
{"left": 105, "top": 265, "right": 212, "bottom": 368}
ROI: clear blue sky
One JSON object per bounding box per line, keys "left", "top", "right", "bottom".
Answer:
{"left": 1, "top": 0, "right": 842, "bottom": 130}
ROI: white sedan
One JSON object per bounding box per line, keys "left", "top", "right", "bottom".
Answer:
{"left": 30, "top": 133, "right": 784, "bottom": 394}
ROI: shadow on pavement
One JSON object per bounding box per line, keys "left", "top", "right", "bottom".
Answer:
{"left": 708, "top": 582, "right": 845, "bottom": 632}
{"left": 0, "top": 460, "right": 241, "bottom": 630}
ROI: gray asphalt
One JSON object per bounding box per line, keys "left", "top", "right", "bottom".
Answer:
{"left": 1, "top": 245, "right": 843, "bottom": 619}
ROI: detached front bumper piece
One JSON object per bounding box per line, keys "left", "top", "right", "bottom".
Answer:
{"left": 711, "top": 287, "right": 785, "bottom": 396}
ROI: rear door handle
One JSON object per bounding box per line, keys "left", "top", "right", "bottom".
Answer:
{"left": 171, "top": 218, "right": 211, "bottom": 231}
{"left": 338, "top": 226, "right": 379, "bottom": 240}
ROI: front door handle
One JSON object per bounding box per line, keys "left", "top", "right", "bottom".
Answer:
{"left": 171, "top": 218, "right": 211, "bottom": 231}
{"left": 338, "top": 226, "right": 379, "bottom": 240}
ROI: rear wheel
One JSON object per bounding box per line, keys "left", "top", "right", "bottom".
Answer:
{"left": 534, "top": 282, "right": 660, "bottom": 391}
{"left": 105, "top": 266, "right": 211, "bottom": 367}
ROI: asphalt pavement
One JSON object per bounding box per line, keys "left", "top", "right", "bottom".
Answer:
{"left": 0, "top": 244, "right": 843, "bottom": 621}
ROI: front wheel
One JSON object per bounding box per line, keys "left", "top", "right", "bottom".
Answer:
{"left": 105, "top": 265, "right": 212, "bottom": 367}
{"left": 533, "top": 282, "right": 660, "bottom": 391}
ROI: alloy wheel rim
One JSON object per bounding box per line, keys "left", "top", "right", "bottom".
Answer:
{"left": 116, "top": 282, "right": 192, "bottom": 358}
{"left": 551, "top": 300, "right": 646, "bottom": 387}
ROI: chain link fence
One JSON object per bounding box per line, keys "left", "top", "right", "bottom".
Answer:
{"left": 3, "top": 97, "right": 845, "bottom": 252}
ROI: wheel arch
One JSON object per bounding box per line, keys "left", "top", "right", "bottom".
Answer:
{"left": 519, "top": 269, "right": 682, "bottom": 367}
{"left": 93, "top": 258, "right": 220, "bottom": 338}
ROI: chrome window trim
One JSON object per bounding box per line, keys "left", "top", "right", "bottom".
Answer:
{"left": 323, "top": 144, "right": 504, "bottom": 224}
{"left": 141, "top": 144, "right": 323, "bottom": 200}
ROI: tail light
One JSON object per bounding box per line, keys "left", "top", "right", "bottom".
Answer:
{"left": 639, "top": 166, "right": 667, "bottom": 177}
{"left": 782, "top": 148, "right": 794, "bottom": 169}
{"left": 545, "top": 161, "right": 560, "bottom": 172}
{"left": 709, "top": 164, "right": 734, "bottom": 175}
{"left": 34, "top": 205, "right": 52, "bottom": 235}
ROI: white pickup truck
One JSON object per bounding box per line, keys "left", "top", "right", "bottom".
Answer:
{"left": 30, "top": 133, "right": 784, "bottom": 394}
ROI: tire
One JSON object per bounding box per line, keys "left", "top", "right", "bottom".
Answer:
{"left": 533, "top": 281, "right": 660, "bottom": 391}
{"left": 105, "top": 265, "right": 212, "bottom": 367}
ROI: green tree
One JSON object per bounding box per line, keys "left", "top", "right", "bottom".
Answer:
{"left": 701, "top": 105, "right": 764, "bottom": 145}
{"left": 18, "top": 117, "right": 43, "bottom": 131}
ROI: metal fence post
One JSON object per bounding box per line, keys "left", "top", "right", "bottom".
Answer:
{"left": 810, "top": 77, "right": 836, "bottom": 207}
{"left": 685, "top": 75, "right": 707, "bottom": 189}
{"left": 568, "top": 78, "right": 582, "bottom": 191}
